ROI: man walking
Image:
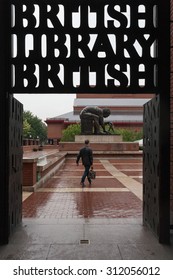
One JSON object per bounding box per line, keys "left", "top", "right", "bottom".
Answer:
{"left": 76, "top": 139, "right": 93, "bottom": 187}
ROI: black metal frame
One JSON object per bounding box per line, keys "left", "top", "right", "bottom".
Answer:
{"left": 0, "top": 0, "right": 171, "bottom": 244}
{"left": 157, "top": 0, "right": 170, "bottom": 243}
{"left": 0, "top": 0, "right": 11, "bottom": 244}
{"left": 11, "top": 0, "right": 158, "bottom": 93}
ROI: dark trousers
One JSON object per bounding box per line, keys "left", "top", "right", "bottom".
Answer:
{"left": 81, "top": 165, "right": 91, "bottom": 183}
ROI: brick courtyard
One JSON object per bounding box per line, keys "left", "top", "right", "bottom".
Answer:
{"left": 23, "top": 156, "right": 143, "bottom": 219}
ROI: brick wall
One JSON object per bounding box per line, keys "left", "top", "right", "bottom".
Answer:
{"left": 76, "top": 93, "right": 155, "bottom": 99}
{"left": 59, "top": 142, "right": 139, "bottom": 152}
{"left": 171, "top": 0, "right": 173, "bottom": 215}
{"left": 74, "top": 105, "right": 143, "bottom": 113}
{"left": 47, "top": 122, "right": 65, "bottom": 139}
{"left": 23, "top": 162, "right": 37, "bottom": 186}
{"left": 23, "top": 145, "right": 39, "bottom": 152}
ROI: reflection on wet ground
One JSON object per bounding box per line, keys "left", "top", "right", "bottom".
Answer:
{"left": 23, "top": 157, "right": 143, "bottom": 219}
{"left": 1, "top": 156, "right": 173, "bottom": 260}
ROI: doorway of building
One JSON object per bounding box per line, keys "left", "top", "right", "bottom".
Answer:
{"left": 21, "top": 93, "right": 144, "bottom": 222}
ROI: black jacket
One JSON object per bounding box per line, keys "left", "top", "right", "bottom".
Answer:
{"left": 76, "top": 146, "right": 93, "bottom": 166}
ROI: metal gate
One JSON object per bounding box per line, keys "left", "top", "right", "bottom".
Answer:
{"left": 143, "top": 95, "right": 170, "bottom": 243}
{"left": 0, "top": 95, "right": 23, "bottom": 244}
{"left": 8, "top": 96, "right": 23, "bottom": 237}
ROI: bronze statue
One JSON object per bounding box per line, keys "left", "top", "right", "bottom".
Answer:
{"left": 104, "top": 121, "right": 115, "bottom": 133}
{"left": 80, "top": 106, "right": 111, "bottom": 134}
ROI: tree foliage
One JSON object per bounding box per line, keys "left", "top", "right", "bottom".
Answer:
{"left": 23, "top": 111, "right": 47, "bottom": 142}
{"left": 60, "top": 123, "right": 142, "bottom": 142}
{"left": 23, "top": 119, "right": 31, "bottom": 137}
{"left": 61, "top": 124, "right": 81, "bottom": 142}
{"left": 115, "top": 128, "right": 143, "bottom": 142}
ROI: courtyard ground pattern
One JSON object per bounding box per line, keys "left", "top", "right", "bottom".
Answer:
{"left": 22, "top": 157, "right": 142, "bottom": 219}
{"left": 0, "top": 155, "right": 173, "bottom": 260}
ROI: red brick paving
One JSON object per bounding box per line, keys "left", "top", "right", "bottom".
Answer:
{"left": 122, "top": 171, "right": 143, "bottom": 176}
{"left": 56, "top": 170, "right": 111, "bottom": 176}
{"left": 22, "top": 156, "right": 143, "bottom": 219}
{"left": 42, "top": 177, "right": 126, "bottom": 189}
{"left": 108, "top": 158, "right": 142, "bottom": 163}
{"left": 23, "top": 192, "right": 142, "bottom": 219}
{"left": 112, "top": 164, "right": 142, "bottom": 170}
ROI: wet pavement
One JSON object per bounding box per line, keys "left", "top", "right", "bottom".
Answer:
{"left": 1, "top": 155, "right": 173, "bottom": 260}
{"left": 22, "top": 157, "right": 142, "bottom": 219}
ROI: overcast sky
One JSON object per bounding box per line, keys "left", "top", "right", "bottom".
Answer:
{"left": 14, "top": 94, "right": 76, "bottom": 122}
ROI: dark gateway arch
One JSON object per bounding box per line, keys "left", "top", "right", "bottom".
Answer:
{"left": 0, "top": 0, "right": 171, "bottom": 244}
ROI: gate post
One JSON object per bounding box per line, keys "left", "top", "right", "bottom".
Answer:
{"left": 158, "top": 0, "right": 170, "bottom": 243}
{"left": 143, "top": 1, "right": 170, "bottom": 244}
{"left": 0, "top": 0, "right": 11, "bottom": 244}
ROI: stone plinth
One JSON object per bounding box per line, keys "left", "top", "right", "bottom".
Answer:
{"left": 75, "top": 134, "right": 122, "bottom": 143}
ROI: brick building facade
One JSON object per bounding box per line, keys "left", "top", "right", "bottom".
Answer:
{"left": 46, "top": 93, "right": 154, "bottom": 144}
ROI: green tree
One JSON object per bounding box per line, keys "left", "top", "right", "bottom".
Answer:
{"left": 116, "top": 128, "right": 143, "bottom": 142}
{"left": 23, "top": 119, "right": 31, "bottom": 138}
{"left": 60, "top": 123, "right": 143, "bottom": 142}
{"left": 23, "top": 111, "right": 47, "bottom": 142}
{"left": 61, "top": 124, "right": 81, "bottom": 142}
